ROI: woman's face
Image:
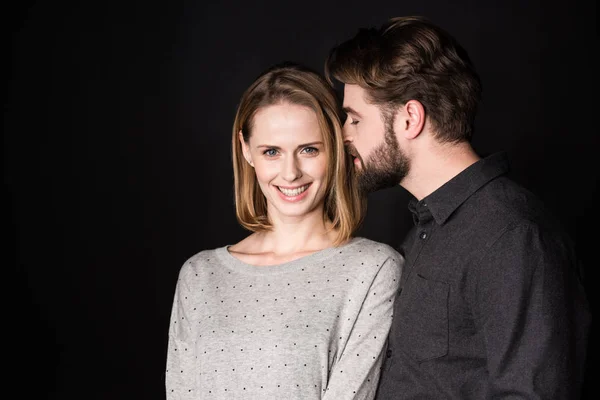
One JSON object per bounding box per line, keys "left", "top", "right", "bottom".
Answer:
{"left": 241, "top": 102, "right": 329, "bottom": 223}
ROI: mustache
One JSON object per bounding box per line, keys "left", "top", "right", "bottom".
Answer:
{"left": 344, "top": 143, "right": 359, "bottom": 158}
{"left": 344, "top": 143, "right": 365, "bottom": 171}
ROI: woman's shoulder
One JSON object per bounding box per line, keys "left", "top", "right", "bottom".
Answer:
{"left": 347, "top": 236, "right": 403, "bottom": 261}
{"left": 178, "top": 247, "right": 226, "bottom": 277}
{"left": 335, "top": 237, "right": 403, "bottom": 283}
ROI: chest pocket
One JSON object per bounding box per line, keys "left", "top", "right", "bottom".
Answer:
{"left": 395, "top": 274, "right": 449, "bottom": 362}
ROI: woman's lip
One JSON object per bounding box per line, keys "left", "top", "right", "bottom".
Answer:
{"left": 275, "top": 183, "right": 311, "bottom": 202}
{"left": 277, "top": 184, "right": 310, "bottom": 190}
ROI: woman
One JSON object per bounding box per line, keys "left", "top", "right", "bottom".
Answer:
{"left": 166, "top": 63, "right": 403, "bottom": 399}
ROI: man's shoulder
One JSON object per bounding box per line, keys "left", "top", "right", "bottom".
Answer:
{"left": 467, "top": 176, "right": 570, "bottom": 246}
{"left": 472, "top": 175, "right": 554, "bottom": 225}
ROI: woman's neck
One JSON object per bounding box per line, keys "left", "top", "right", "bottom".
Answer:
{"left": 258, "top": 212, "right": 336, "bottom": 256}
{"left": 229, "top": 206, "right": 340, "bottom": 266}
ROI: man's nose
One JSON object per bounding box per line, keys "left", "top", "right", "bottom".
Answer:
{"left": 342, "top": 122, "right": 353, "bottom": 143}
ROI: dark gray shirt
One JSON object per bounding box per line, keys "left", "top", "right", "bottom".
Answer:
{"left": 376, "top": 152, "right": 590, "bottom": 399}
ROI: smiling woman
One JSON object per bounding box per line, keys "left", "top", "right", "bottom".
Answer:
{"left": 231, "top": 63, "right": 362, "bottom": 244}
{"left": 165, "top": 63, "right": 404, "bottom": 399}
{"left": 239, "top": 103, "right": 330, "bottom": 227}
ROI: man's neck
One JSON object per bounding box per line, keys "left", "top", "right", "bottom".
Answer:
{"left": 401, "top": 141, "right": 480, "bottom": 201}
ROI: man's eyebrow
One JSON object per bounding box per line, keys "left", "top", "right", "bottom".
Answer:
{"left": 342, "top": 106, "right": 363, "bottom": 118}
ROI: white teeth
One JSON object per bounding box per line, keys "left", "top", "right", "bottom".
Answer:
{"left": 278, "top": 184, "right": 309, "bottom": 197}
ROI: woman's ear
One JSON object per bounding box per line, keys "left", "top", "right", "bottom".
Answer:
{"left": 239, "top": 131, "right": 253, "bottom": 167}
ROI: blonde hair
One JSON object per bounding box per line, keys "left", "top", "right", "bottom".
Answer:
{"left": 232, "top": 63, "right": 364, "bottom": 245}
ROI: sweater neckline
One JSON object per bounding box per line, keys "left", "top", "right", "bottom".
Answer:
{"left": 214, "top": 237, "right": 364, "bottom": 275}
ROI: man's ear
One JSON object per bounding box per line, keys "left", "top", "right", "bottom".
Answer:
{"left": 239, "top": 131, "right": 253, "bottom": 167}
{"left": 396, "top": 100, "right": 426, "bottom": 140}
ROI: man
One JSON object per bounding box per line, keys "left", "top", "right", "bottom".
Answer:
{"left": 326, "top": 16, "right": 590, "bottom": 399}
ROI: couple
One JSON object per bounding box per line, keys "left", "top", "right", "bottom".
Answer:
{"left": 166, "top": 17, "right": 590, "bottom": 399}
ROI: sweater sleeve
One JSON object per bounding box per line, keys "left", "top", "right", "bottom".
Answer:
{"left": 323, "top": 254, "right": 403, "bottom": 400}
{"left": 165, "top": 263, "right": 198, "bottom": 400}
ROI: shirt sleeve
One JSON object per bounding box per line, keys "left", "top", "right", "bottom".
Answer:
{"left": 476, "top": 222, "right": 590, "bottom": 399}
{"left": 323, "top": 254, "right": 403, "bottom": 400}
{"left": 165, "top": 263, "right": 198, "bottom": 400}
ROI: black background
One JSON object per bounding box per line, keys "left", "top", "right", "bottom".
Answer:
{"left": 6, "top": 1, "right": 596, "bottom": 399}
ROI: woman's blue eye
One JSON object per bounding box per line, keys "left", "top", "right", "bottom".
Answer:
{"left": 264, "top": 149, "right": 278, "bottom": 156}
{"left": 350, "top": 119, "right": 359, "bottom": 125}
{"left": 302, "top": 147, "right": 318, "bottom": 154}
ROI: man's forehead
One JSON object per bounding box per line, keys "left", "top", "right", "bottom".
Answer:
{"left": 343, "top": 83, "right": 363, "bottom": 99}
{"left": 343, "top": 84, "right": 368, "bottom": 114}
{"left": 344, "top": 84, "right": 364, "bottom": 107}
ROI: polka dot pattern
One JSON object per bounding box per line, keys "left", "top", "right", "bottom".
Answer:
{"left": 166, "top": 237, "right": 403, "bottom": 399}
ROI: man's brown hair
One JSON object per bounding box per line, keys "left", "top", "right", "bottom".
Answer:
{"left": 326, "top": 16, "right": 482, "bottom": 143}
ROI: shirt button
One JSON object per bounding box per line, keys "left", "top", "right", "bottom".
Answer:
{"left": 419, "top": 232, "right": 427, "bottom": 240}
{"left": 422, "top": 202, "right": 427, "bottom": 207}
{"left": 386, "top": 349, "right": 392, "bottom": 358}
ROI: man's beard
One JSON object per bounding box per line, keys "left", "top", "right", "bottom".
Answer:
{"left": 352, "top": 111, "right": 410, "bottom": 194}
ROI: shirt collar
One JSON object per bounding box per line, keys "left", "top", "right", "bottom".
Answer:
{"left": 408, "top": 152, "right": 510, "bottom": 225}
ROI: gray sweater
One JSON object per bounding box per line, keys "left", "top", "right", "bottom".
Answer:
{"left": 166, "top": 237, "right": 403, "bottom": 399}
